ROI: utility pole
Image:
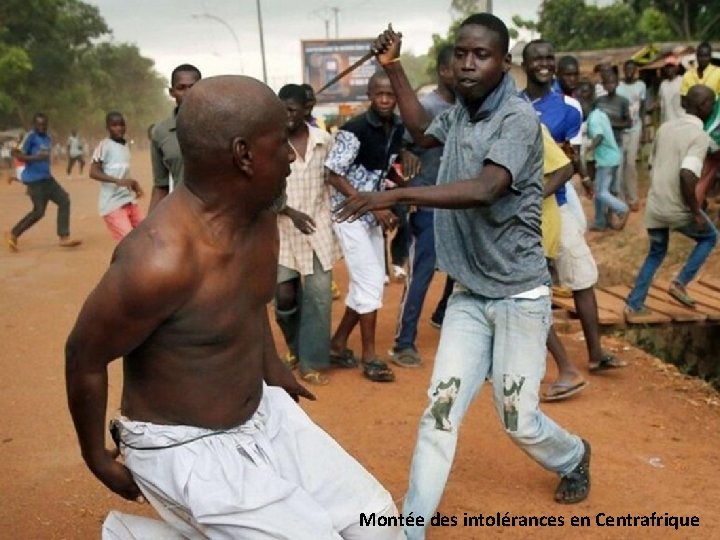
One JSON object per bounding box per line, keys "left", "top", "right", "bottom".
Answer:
{"left": 332, "top": 6, "right": 339, "bottom": 38}
{"left": 256, "top": 0, "right": 268, "bottom": 83}
{"left": 191, "top": 13, "right": 244, "bottom": 73}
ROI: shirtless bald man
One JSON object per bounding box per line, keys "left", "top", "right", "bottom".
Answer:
{"left": 66, "top": 75, "right": 402, "bottom": 540}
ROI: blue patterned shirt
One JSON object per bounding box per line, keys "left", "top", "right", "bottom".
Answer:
{"left": 325, "top": 109, "right": 404, "bottom": 225}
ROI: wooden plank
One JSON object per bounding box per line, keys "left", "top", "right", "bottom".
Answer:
{"left": 653, "top": 278, "right": 720, "bottom": 313}
{"left": 595, "top": 287, "right": 671, "bottom": 324}
{"left": 604, "top": 285, "right": 707, "bottom": 322}
{"left": 699, "top": 275, "right": 720, "bottom": 293}
{"left": 647, "top": 284, "right": 720, "bottom": 321}
{"left": 551, "top": 293, "right": 623, "bottom": 325}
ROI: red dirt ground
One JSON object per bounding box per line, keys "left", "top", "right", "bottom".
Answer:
{"left": 1, "top": 153, "right": 719, "bottom": 539}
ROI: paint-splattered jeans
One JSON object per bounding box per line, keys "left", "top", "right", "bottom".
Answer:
{"left": 403, "top": 288, "right": 584, "bottom": 540}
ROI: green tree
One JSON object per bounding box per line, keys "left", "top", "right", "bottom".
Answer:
{"left": 513, "top": 0, "right": 719, "bottom": 51}
{"left": 0, "top": 45, "right": 32, "bottom": 115}
{"left": 626, "top": 0, "right": 720, "bottom": 41}
{"left": 0, "top": 0, "right": 168, "bottom": 139}
{"left": 636, "top": 7, "right": 674, "bottom": 43}
{"left": 399, "top": 52, "right": 433, "bottom": 90}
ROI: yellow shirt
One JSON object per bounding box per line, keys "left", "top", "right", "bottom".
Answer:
{"left": 680, "top": 64, "right": 720, "bottom": 96}
{"left": 541, "top": 125, "right": 570, "bottom": 259}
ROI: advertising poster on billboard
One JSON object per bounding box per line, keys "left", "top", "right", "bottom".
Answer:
{"left": 302, "top": 39, "right": 378, "bottom": 104}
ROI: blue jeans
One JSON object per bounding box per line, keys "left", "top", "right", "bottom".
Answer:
{"left": 274, "top": 254, "right": 332, "bottom": 371}
{"left": 627, "top": 213, "right": 718, "bottom": 310}
{"left": 593, "top": 166, "right": 628, "bottom": 229}
{"left": 394, "top": 209, "right": 436, "bottom": 351}
{"left": 403, "top": 290, "right": 584, "bottom": 540}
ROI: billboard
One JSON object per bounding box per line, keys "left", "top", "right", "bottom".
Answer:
{"left": 302, "top": 39, "right": 378, "bottom": 104}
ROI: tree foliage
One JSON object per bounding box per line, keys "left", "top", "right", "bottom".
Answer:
{"left": 513, "top": 0, "right": 718, "bottom": 51}
{"left": 626, "top": 0, "right": 720, "bottom": 41}
{"left": 0, "top": 0, "right": 168, "bottom": 138}
{"left": 399, "top": 52, "right": 432, "bottom": 91}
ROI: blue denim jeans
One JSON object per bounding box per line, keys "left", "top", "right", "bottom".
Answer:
{"left": 626, "top": 213, "right": 718, "bottom": 310}
{"left": 403, "top": 289, "right": 584, "bottom": 539}
{"left": 394, "top": 209, "right": 436, "bottom": 351}
{"left": 593, "top": 166, "right": 628, "bottom": 229}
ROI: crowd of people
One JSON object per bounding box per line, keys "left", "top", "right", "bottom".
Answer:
{"left": 1, "top": 10, "right": 718, "bottom": 539}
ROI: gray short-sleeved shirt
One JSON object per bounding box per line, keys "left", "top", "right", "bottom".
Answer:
{"left": 427, "top": 74, "right": 549, "bottom": 298}
{"left": 151, "top": 113, "right": 183, "bottom": 189}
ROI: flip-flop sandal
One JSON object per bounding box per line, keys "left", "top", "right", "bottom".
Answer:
{"left": 299, "top": 369, "right": 329, "bottom": 386}
{"left": 541, "top": 380, "right": 588, "bottom": 402}
{"left": 329, "top": 348, "right": 359, "bottom": 369}
{"left": 362, "top": 359, "right": 395, "bottom": 383}
{"left": 282, "top": 352, "right": 298, "bottom": 370}
{"left": 555, "top": 439, "right": 591, "bottom": 504}
{"left": 5, "top": 232, "right": 18, "bottom": 253}
{"left": 59, "top": 238, "right": 82, "bottom": 248}
{"left": 589, "top": 354, "right": 628, "bottom": 372}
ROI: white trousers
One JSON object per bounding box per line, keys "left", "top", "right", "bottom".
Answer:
{"left": 333, "top": 220, "right": 385, "bottom": 314}
{"left": 105, "top": 385, "right": 402, "bottom": 540}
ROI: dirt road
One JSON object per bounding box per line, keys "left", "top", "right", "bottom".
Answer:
{"left": 1, "top": 153, "right": 719, "bottom": 539}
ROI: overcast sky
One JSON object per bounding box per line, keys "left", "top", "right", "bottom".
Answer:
{"left": 87, "top": 0, "right": 556, "bottom": 89}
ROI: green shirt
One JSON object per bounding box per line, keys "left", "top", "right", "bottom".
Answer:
{"left": 151, "top": 113, "right": 183, "bottom": 189}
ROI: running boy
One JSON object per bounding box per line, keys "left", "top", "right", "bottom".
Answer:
{"left": 89, "top": 112, "right": 144, "bottom": 241}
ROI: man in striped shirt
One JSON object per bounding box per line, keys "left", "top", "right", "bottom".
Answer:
{"left": 275, "top": 84, "right": 339, "bottom": 386}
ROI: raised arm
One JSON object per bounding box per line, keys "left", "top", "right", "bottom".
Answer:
{"left": 374, "top": 25, "right": 441, "bottom": 149}
{"left": 65, "top": 238, "right": 191, "bottom": 499}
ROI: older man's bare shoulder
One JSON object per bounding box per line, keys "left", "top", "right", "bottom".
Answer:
{"left": 111, "top": 202, "right": 197, "bottom": 290}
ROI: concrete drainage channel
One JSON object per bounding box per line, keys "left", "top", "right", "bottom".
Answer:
{"left": 620, "top": 323, "right": 720, "bottom": 390}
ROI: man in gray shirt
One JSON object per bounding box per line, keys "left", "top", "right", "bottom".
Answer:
{"left": 149, "top": 64, "right": 202, "bottom": 212}
{"left": 337, "top": 14, "right": 590, "bottom": 540}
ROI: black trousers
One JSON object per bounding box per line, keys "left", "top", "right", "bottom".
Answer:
{"left": 11, "top": 177, "right": 71, "bottom": 238}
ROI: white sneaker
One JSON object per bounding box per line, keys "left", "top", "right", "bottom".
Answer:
{"left": 392, "top": 265, "right": 407, "bottom": 280}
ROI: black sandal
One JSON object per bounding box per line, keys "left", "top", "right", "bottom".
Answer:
{"left": 555, "top": 439, "right": 591, "bottom": 504}
{"left": 329, "top": 348, "right": 359, "bottom": 369}
{"left": 362, "top": 359, "right": 395, "bottom": 383}
{"left": 589, "top": 354, "right": 628, "bottom": 372}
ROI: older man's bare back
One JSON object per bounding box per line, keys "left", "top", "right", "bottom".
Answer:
{"left": 115, "top": 186, "right": 278, "bottom": 428}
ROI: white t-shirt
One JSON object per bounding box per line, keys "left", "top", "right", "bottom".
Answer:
{"left": 67, "top": 135, "right": 83, "bottom": 157}
{"left": 617, "top": 80, "right": 647, "bottom": 132}
{"left": 658, "top": 77, "right": 683, "bottom": 124}
{"left": 91, "top": 138, "right": 136, "bottom": 216}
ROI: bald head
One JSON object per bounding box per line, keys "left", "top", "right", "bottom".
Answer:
{"left": 685, "top": 84, "right": 716, "bottom": 122}
{"left": 176, "top": 75, "right": 285, "bottom": 180}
